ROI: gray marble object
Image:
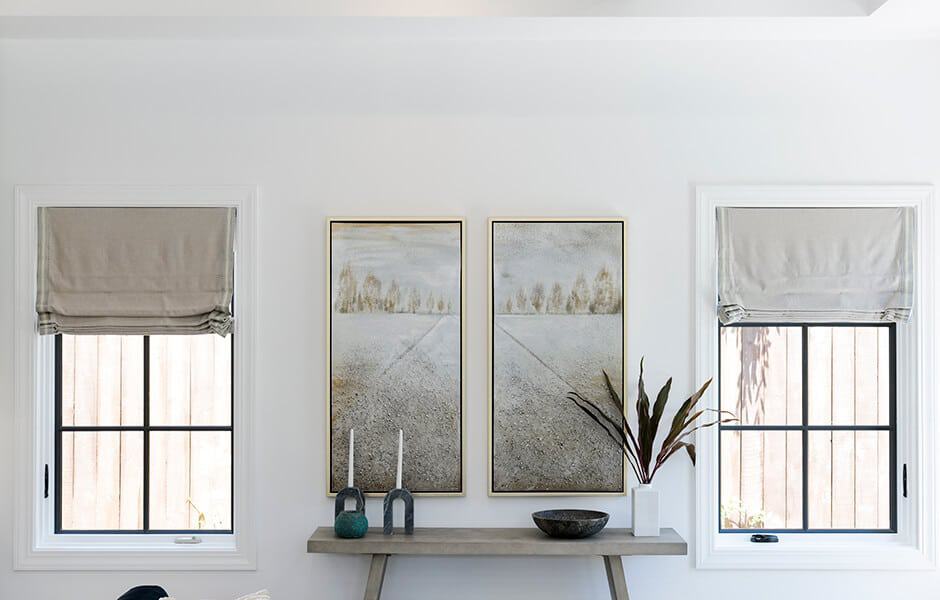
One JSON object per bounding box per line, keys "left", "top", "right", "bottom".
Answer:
{"left": 382, "top": 488, "right": 414, "bottom": 535}
{"left": 532, "top": 509, "right": 610, "bottom": 539}
{"left": 335, "top": 487, "right": 366, "bottom": 517}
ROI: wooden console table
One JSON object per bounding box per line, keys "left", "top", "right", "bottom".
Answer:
{"left": 307, "top": 527, "right": 687, "bottom": 600}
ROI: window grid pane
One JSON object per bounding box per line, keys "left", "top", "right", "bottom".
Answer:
{"left": 60, "top": 431, "right": 143, "bottom": 531}
{"left": 149, "top": 335, "right": 232, "bottom": 427}
{"left": 720, "top": 326, "right": 802, "bottom": 426}
{"left": 721, "top": 430, "right": 802, "bottom": 529}
{"left": 807, "top": 327, "right": 891, "bottom": 426}
{"left": 718, "top": 324, "right": 895, "bottom": 533}
{"left": 149, "top": 431, "right": 232, "bottom": 530}
{"left": 60, "top": 336, "right": 144, "bottom": 427}
{"left": 807, "top": 431, "right": 891, "bottom": 530}
{"left": 56, "top": 334, "right": 233, "bottom": 534}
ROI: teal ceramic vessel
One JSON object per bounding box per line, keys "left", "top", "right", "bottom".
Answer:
{"left": 335, "top": 510, "right": 368, "bottom": 539}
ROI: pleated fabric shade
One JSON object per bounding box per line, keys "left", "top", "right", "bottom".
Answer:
{"left": 36, "top": 206, "right": 236, "bottom": 335}
{"left": 717, "top": 206, "right": 914, "bottom": 325}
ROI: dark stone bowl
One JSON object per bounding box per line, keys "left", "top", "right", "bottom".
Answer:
{"left": 532, "top": 509, "right": 610, "bottom": 539}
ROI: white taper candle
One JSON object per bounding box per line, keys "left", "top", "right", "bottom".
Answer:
{"left": 396, "top": 429, "right": 403, "bottom": 489}
{"left": 347, "top": 428, "right": 354, "bottom": 488}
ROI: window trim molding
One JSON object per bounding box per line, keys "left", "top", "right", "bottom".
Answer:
{"left": 694, "top": 185, "right": 936, "bottom": 570}
{"left": 13, "top": 184, "right": 259, "bottom": 571}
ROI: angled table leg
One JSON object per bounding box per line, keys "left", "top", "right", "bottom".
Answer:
{"left": 364, "top": 554, "right": 389, "bottom": 600}
{"left": 602, "top": 555, "right": 630, "bottom": 600}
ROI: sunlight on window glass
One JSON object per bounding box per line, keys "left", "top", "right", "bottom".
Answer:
{"left": 720, "top": 326, "right": 802, "bottom": 426}
{"left": 149, "top": 335, "right": 232, "bottom": 427}
{"left": 807, "top": 327, "right": 891, "bottom": 426}
{"left": 720, "top": 430, "right": 802, "bottom": 529}
{"left": 719, "top": 325, "right": 893, "bottom": 532}
{"left": 808, "top": 431, "right": 891, "bottom": 530}
{"left": 59, "top": 334, "right": 232, "bottom": 532}
{"left": 149, "top": 431, "right": 232, "bottom": 530}
{"left": 60, "top": 431, "right": 143, "bottom": 531}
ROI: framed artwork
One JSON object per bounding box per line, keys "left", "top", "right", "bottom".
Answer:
{"left": 327, "top": 218, "right": 465, "bottom": 496}
{"left": 488, "top": 218, "right": 626, "bottom": 495}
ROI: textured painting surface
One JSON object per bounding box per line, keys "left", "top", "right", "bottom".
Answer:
{"left": 491, "top": 221, "right": 624, "bottom": 493}
{"left": 330, "top": 221, "right": 462, "bottom": 494}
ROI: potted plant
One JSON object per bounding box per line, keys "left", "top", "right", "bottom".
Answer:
{"left": 567, "top": 359, "right": 734, "bottom": 537}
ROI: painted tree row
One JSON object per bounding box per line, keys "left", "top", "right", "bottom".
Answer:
{"left": 498, "top": 265, "right": 622, "bottom": 315}
{"left": 334, "top": 263, "right": 455, "bottom": 314}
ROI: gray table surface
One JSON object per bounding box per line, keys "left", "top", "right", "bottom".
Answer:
{"left": 307, "top": 527, "right": 687, "bottom": 557}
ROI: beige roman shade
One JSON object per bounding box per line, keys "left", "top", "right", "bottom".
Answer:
{"left": 36, "top": 206, "right": 236, "bottom": 335}
{"left": 717, "top": 206, "right": 914, "bottom": 324}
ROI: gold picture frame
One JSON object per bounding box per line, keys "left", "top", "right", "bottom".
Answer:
{"left": 488, "top": 217, "right": 627, "bottom": 496}
{"left": 326, "top": 217, "right": 466, "bottom": 497}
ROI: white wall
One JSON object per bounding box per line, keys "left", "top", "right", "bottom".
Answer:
{"left": 1, "top": 26, "right": 939, "bottom": 600}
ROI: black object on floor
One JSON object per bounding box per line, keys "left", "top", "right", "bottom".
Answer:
{"left": 117, "top": 585, "right": 169, "bottom": 600}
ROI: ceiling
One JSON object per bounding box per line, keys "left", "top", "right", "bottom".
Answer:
{"left": 0, "top": 0, "right": 900, "bottom": 18}
{"left": 1, "top": 0, "right": 938, "bottom": 39}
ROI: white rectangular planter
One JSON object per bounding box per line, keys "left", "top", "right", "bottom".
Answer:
{"left": 631, "top": 484, "right": 660, "bottom": 537}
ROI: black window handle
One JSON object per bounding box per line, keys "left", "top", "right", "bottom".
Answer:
{"left": 903, "top": 464, "right": 908, "bottom": 498}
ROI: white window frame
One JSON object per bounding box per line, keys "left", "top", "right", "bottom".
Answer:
{"left": 694, "top": 185, "right": 936, "bottom": 570}
{"left": 13, "top": 184, "right": 259, "bottom": 571}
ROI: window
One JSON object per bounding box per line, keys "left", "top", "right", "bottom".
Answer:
{"left": 14, "top": 185, "right": 257, "bottom": 571}
{"left": 718, "top": 324, "right": 895, "bottom": 533}
{"left": 56, "top": 334, "right": 233, "bottom": 534}
{"left": 694, "top": 185, "right": 935, "bottom": 571}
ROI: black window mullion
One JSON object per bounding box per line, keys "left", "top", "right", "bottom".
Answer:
{"left": 230, "top": 332, "right": 235, "bottom": 533}
{"left": 721, "top": 424, "right": 889, "bottom": 431}
{"left": 60, "top": 425, "right": 232, "bottom": 432}
{"left": 143, "top": 335, "right": 150, "bottom": 533}
{"left": 54, "top": 334, "right": 63, "bottom": 533}
{"left": 889, "top": 323, "right": 898, "bottom": 531}
{"left": 801, "top": 325, "right": 809, "bottom": 532}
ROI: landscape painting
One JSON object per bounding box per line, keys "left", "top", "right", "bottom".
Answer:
{"left": 329, "top": 219, "right": 463, "bottom": 495}
{"left": 489, "top": 219, "right": 625, "bottom": 495}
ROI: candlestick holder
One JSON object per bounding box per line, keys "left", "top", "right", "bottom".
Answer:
{"left": 334, "top": 487, "right": 368, "bottom": 539}
{"left": 382, "top": 487, "right": 414, "bottom": 535}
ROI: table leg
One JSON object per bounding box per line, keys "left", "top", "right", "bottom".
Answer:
{"left": 363, "top": 554, "right": 389, "bottom": 600}
{"left": 602, "top": 555, "right": 630, "bottom": 600}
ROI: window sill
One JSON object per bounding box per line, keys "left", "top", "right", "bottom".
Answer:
{"left": 15, "top": 533, "right": 255, "bottom": 571}
{"left": 697, "top": 532, "right": 935, "bottom": 570}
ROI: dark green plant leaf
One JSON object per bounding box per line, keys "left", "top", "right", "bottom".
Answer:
{"left": 657, "top": 413, "right": 736, "bottom": 467}
{"left": 663, "top": 379, "right": 712, "bottom": 450}
{"left": 656, "top": 441, "right": 692, "bottom": 470}
{"left": 568, "top": 391, "right": 644, "bottom": 475}
{"left": 568, "top": 393, "right": 627, "bottom": 447}
{"left": 636, "top": 358, "right": 652, "bottom": 474}
{"left": 567, "top": 393, "right": 642, "bottom": 480}
{"left": 599, "top": 370, "right": 642, "bottom": 459}
{"left": 684, "top": 443, "right": 696, "bottom": 464}
{"left": 668, "top": 378, "right": 712, "bottom": 433}
{"left": 602, "top": 369, "right": 624, "bottom": 414}
{"left": 648, "top": 377, "right": 672, "bottom": 457}
{"left": 564, "top": 362, "right": 730, "bottom": 486}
